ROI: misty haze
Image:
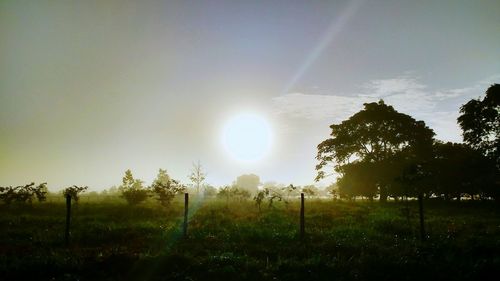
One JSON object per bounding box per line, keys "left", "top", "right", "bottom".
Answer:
{"left": 1, "top": 1, "right": 499, "bottom": 280}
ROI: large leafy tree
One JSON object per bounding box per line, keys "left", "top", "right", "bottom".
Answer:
{"left": 458, "top": 84, "right": 500, "bottom": 168}
{"left": 316, "top": 100, "right": 435, "bottom": 201}
{"left": 429, "top": 142, "right": 498, "bottom": 200}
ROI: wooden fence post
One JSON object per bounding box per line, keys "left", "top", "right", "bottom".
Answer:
{"left": 300, "top": 193, "right": 305, "bottom": 240}
{"left": 183, "top": 193, "right": 189, "bottom": 238}
{"left": 418, "top": 193, "right": 425, "bottom": 241}
{"left": 65, "top": 194, "right": 71, "bottom": 247}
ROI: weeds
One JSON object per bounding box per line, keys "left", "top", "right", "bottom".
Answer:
{"left": 0, "top": 198, "right": 499, "bottom": 280}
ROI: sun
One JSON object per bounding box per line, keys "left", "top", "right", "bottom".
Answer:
{"left": 222, "top": 113, "right": 273, "bottom": 163}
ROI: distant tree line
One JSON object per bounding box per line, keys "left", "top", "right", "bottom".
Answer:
{"left": 316, "top": 84, "right": 500, "bottom": 201}
{"left": 0, "top": 183, "right": 91, "bottom": 205}
{"left": 3, "top": 84, "right": 497, "bottom": 204}
{"left": 113, "top": 169, "right": 185, "bottom": 206}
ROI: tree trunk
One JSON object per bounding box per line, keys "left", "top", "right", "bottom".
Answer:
{"left": 379, "top": 186, "right": 388, "bottom": 203}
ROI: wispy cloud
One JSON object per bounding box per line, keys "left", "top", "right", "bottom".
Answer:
{"left": 433, "top": 73, "right": 500, "bottom": 101}
{"left": 272, "top": 74, "right": 499, "bottom": 142}
{"left": 362, "top": 77, "right": 426, "bottom": 98}
{"left": 272, "top": 93, "right": 362, "bottom": 122}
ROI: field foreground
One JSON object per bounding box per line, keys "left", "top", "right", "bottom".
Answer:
{"left": 1, "top": 198, "right": 499, "bottom": 281}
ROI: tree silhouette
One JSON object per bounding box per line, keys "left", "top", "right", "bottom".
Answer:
{"left": 316, "top": 100, "right": 435, "bottom": 201}
{"left": 429, "top": 142, "right": 497, "bottom": 200}
{"left": 189, "top": 161, "right": 206, "bottom": 195}
{"left": 62, "top": 185, "right": 88, "bottom": 203}
{"left": 458, "top": 84, "right": 500, "bottom": 169}
{"left": 119, "top": 169, "right": 148, "bottom": 205}
{"left": 0, "top": 183, "right": 48, "bottom": 204}
{"left": 151, "top": 169, "right": 185, "bottom": 206}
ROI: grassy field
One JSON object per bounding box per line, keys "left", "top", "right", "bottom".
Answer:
{"left": 1, "top": 197, "right": 499, "bottom": 281}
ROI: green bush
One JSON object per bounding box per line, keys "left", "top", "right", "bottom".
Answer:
{"left": 119, "top": 169, "right": 149, "bottom": 205}
{"left": 0, "top": 183, "right": 48, "bottom": 204}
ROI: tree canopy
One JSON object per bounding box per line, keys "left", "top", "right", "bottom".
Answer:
{"left": 119, "top": 169, "right": 149, "bottom": 205}
{"left": 429, "top": 142, "right": 497, "bottom": 200}
{"left": 151, "top": 169, "right": 185, "bottom": 206}
{"left": 316, "top": 100, "right": 435, "bottom": 201}
{"left": 458, "top": 84, "right": 500, "bottom": 168}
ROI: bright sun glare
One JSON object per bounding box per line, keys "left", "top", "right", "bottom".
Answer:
{"left": 222, "top": 113, "right": 272, "bottom": 163}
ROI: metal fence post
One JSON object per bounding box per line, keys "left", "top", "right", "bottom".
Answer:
{"left": 183, "top": 193, "right": 189, "bottom": 238}
{"left": 65, "top": 194, "right": 71, "bottom": 246}
{"left": 300, "top": 193, "right": 305, "bottom": 240}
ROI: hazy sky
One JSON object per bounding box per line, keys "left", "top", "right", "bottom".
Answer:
{"left": 1, "top": 0, "right": 499, "bottom": 190}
